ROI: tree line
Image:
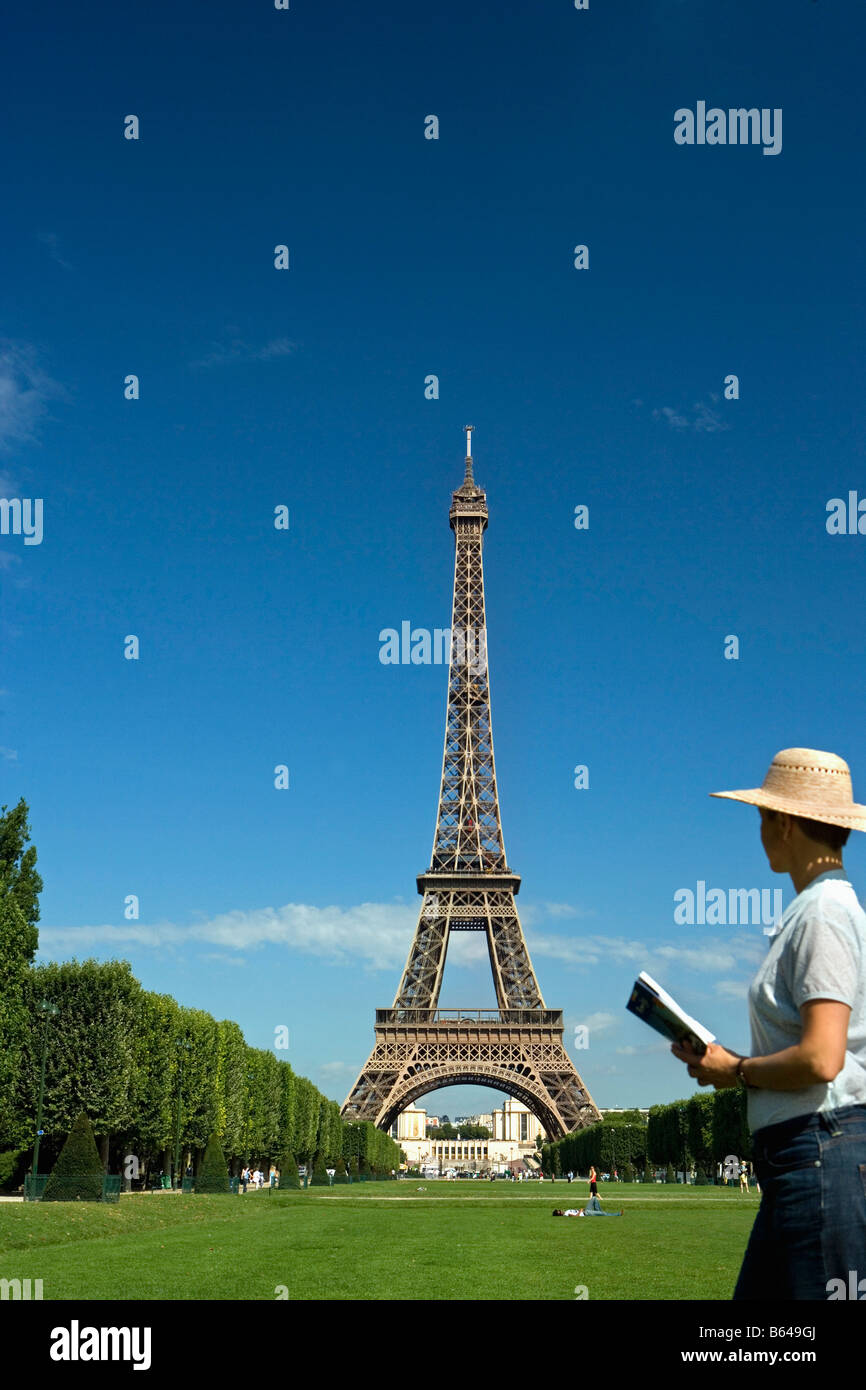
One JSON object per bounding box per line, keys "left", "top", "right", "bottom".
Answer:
{"left": 0, "top": 800, "right": 402, "bottom": 1184}
{"left": 540, "top": 1092, "right": 751, "bottom": 1181}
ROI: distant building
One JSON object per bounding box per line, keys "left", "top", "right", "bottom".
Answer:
{"left": 392, "top": 1098, "right": 544, "bottom": 1173}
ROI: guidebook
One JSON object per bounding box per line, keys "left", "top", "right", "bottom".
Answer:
{"left": 626, "top": 971, "right": 716, "bottom": 1056}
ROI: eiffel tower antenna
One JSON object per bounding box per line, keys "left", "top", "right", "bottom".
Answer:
{"left": 342, "top": 429, "right": 601, "bottom": 1138}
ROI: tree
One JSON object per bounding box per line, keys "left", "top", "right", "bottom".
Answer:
{"left": 290, "top": 1076, "right": 319, "bottom": 1163}
{"left": 0, "top": 879, "right": 31, "bottom": 1146}
{"left": 176, "top": 1007, "right": 221, "bottom": 1160}
{"left": 196, "top": 1133, "right": 230, "bottom": 1193}
{"left": 0, "top": 799, "right": 43, "bottom": 961}
{"left": 42, "top": 1112, "right": 103, "bottom": 1201}
{"left": 131, "top": 991, "right": 182, "bottom": 1178}
{"left": 278, "top": 1151, "right": 300, "bottom": 1189}
{"left": 451, "top": 1124, "right": 490, "bottom": 1140}
{"left": 310, "top": 1151, "right": 330, "bottom": 1186}
{"left": 712, "top": 1086, "right": 751, "bottom": 1166}
{"left": 686, "top": 1094, "right": 715, "bottom": 1183}
{"left": 665, "top": 1163, "right": 676, "bottom": 1184}
{"left": 215, "top": 1019, "right": 247, "bottom": 1162}
{"left": 16, "top": 960, "right": 141, "bottom": 1168}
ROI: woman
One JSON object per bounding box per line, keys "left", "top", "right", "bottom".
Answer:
{"left": 588, "top": 1164, "right": 598, "bottom": 1198}
{"left": 672, "top": 748, "right": 866, "bottom": 1300}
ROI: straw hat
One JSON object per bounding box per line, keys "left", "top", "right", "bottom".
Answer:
{"left": 710, "top": 748, "right": 866, "bottom": 831}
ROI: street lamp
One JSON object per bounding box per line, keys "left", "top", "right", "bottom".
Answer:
{"left": 173, "top": 1038, "right": 192, "bottom": 1189}
{"left": 32, "top": 1000, "right": 59, "bottom": 1187}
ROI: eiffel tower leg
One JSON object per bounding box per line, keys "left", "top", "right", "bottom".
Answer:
{"left": 392, "top": 893, "right": 449, "bottom": 1012}
{"left": 484, "top": 898, "right": 545, "bottom": 1010}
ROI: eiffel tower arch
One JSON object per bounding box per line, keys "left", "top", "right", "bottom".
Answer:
{"left": 343, "top": 429, "right": 601, "bottom": 1141}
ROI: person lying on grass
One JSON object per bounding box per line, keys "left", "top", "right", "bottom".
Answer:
{"left": 553, "top": 1196, "right": 624, "bottom": 1217}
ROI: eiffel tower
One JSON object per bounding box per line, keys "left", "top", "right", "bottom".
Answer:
{"left": 342, "top": 428, "right": 601, "bottom": 1139}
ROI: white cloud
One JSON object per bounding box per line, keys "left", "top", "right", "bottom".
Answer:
{"left": 0, "top": 340, "right": 65, "bottom": 451}
{"left": 715, "top": 979, "right": 750, "bottom": 1000}
{"left": 0, "top": 746, "right": 18, "bottom": 761}
{"left": 541, "top": 901, "right": 595, "bottom": 920}
{"left": 653, "top": 405, "right": 689, "bottom": 430}
{"left": 39, "top": 901, "right": 420, "bottom": 971}
{"left": 528, "top": 929, "right": 764, "bottom": 979}
{"left": 36, "top": 232, "right": 72, "bottom": 270}
{"left": 650, "top": 399, "right": 730, "bottom": 434}
{"left": 37, "top": 900, "right": 766, "bottom": 989}
{"left": 190, "top": 337, "right": 297, "bottom": 368}
{"left": 581, "top": 1011, "right": 618, "bottom": 1036}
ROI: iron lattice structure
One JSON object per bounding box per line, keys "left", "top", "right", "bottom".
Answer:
{"left": 342, "top": 430, "right": 601, "bottom": 1139}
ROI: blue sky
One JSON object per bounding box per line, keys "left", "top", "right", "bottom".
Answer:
{"left": 2, "top": 0, "right": 864, "bottom": 1119}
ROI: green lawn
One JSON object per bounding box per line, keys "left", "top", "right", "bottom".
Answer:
{"left": 0, "top": 1183, "right": 758, "bottom": 1301}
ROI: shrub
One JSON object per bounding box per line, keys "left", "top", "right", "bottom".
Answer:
{"left": 310, "top": 1152, "right": 330, "bottom": 1186}
{"left": 42, "top": 1113, "right": 103, "bottom": 1202}
{"left": 278, "top": 1152, "right": 300, "bottom": 1189}
{"left": 0, "top": 1149, "right": 23, "bottom": 1190}
{"left": 665, "top": 1163, "right": 676, "bottom": 1184}
{"left": 196, "top": 1133, "right": 230, "bottom": 1194}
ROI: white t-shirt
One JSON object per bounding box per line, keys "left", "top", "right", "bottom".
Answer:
{"left": 746, "top": 870, "right": 866, "bottom": 1132}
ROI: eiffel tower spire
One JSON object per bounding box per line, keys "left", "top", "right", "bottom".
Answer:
{"left": 342, "top": 430, "right": 601, "bottom": 1138}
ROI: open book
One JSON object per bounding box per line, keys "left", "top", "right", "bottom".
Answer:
{"left": 626, "top": 972, "right": 716, "bottom": 1056}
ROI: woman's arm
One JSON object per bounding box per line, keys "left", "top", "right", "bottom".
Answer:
{"left": 670, "top": 999, "right": 851, "bottom": 1089}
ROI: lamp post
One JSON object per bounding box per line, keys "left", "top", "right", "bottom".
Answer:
{"left": 32, "top": 1000, "right": 59, "bottom": 1186}
{"left": 173, "top": 1038, "right": 191, "bottom": 1189}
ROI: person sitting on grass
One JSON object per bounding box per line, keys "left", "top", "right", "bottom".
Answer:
{"left": 553, "top": 1196, "right": 625, "bottom": 1217}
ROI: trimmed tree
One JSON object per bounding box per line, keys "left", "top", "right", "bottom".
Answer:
{"left": 278, "top": 1152, "right": 300, "bottom": 1189}
{"left": 334, "top": 1156, "right": 349, "bottom": 1184}
{"left": 348, "top": 1155, "right": 359, "bottom": 1180}
{"left": 310, "top": 1152, "right": 330, "bottom": 1186}
{"left": 196, "top": 1132, "right": 230, "bottom": 1194}
{"left": 42, "top": 1112, "right": 103, "bottom": 1201}
{"left": 665, "top": 1163, "right": 676, "bottom": 1184}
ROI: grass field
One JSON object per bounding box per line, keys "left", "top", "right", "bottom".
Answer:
{"left": 0, "top": 1183, "right": 758, "bottom": 1301}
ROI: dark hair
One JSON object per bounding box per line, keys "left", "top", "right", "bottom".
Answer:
{"left": 763, "top": 807, "right": 850, "bottom": 852}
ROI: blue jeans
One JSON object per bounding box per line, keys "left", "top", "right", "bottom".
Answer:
{"left": 733, "top": 1103, "right": 866, "bottom": 1300}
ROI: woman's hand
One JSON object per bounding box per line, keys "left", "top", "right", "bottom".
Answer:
{"left": 670, "top": 1040, "right": 742, "bottom": 1089}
